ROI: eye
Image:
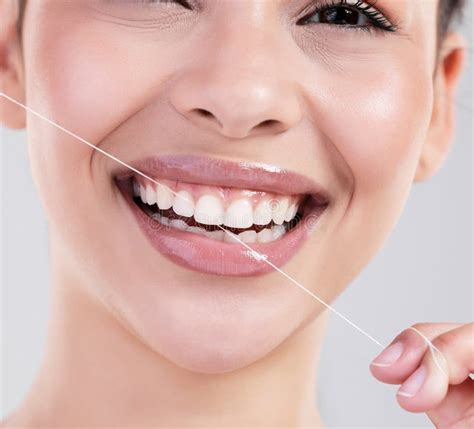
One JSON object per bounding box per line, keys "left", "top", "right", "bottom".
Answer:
{"left": 297, "top": 0, "right": 398, "bottom": 33}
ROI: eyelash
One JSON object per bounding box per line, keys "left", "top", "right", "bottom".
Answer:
{"left": 137, "top": 0, "right": 192, "bottom": 9}
{"left": 297, "top": 0, "right": 399, "bottom": 34}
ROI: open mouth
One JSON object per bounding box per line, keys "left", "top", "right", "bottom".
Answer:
{"left": 131, "top": 177, "right": 307, "bottom": 244}
{"left": 115, "top": 155, "right": 329, "bottom": 276}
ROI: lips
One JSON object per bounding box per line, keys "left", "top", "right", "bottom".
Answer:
{"left": 114, "top": 155, "right": 329, "bottom": 277}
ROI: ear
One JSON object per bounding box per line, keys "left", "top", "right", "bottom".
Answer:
{"left": 414, "top": 31, "right": 467, "bottom": 182}
{"left": 0, "top": 0, "right": 26, "bottom": 129}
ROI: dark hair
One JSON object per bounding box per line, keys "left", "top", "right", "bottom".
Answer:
{"left": 17, "top": 0, "right": 466, "bottom": 46}
{"left": 438, "top": 0, "right": 467, "bottom": 41}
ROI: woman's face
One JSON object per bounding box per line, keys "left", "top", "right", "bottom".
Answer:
{"left": 8, "top": 0, "right": 457, "bottom": 372}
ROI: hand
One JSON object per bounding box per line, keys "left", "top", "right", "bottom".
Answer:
{"left": 369, "top": 323, "right": 474, "bottom": 428}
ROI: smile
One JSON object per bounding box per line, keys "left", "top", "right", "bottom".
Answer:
{"left": 132, "top": 177, "right": 305, "bottom": 243}
{"left": 115, "top": 155, "right": 329, "bottom": 276}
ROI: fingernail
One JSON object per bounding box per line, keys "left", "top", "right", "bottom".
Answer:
{"left": 397, "top": 365, "right": 427, "bottom": 398}
{"left": 370, "top": 342, "right": 404, "bottom": 367}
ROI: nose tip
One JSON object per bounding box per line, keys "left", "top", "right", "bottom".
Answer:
{"left": 170, "top": 74, "right": 302, "bottom": 139}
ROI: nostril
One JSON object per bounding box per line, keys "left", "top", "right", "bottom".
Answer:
{"left": 189, "top": 108, "right": 284, "bottom": 138}
{"left": 195, "top": 108, "right": 214, "bottom": 118}
{"left": 259, "top": 119, "right": 279, "bottom": 128}
{"left": 256, "top": 119, "right": 286, "bottom": 134}
{"left": 192, "top": 108, "right": 223, "bottom": 129}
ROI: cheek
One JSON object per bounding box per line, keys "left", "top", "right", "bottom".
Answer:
{"left": 22, "top": 10, "right": 180, "bottom": 220}
{"left": 293, "top": 26, "right": 434, "bottom": 196}
{"left": 326, "top": 66, "right": 433, "bottom": 194}
{"left": 297, "top": 54, "right": 434, "bottom": 296}
{"left": 26, "top": 16, "right": 169, "bottom": 145}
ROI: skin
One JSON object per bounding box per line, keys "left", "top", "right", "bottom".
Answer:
{"left": 0, "top": 0, "right": 471, "bottom": 427}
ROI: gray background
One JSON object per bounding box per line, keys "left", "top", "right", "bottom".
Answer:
{"left": 1, "top": 5, "right": 472, "bottom": 427}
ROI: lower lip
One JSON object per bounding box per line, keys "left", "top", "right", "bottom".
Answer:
{"left": 116, "top": 180, "right": 327, "bottom": 277}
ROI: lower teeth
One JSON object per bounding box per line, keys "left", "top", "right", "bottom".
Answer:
{"left": 150, "top": 213, "right": 290, "bottom": 244}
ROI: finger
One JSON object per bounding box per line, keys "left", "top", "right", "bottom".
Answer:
{"left": 427, "top": 378, "right": 474, "bottom": 428}
{"left": 369, "top": 323, "right": 463, "bottom": 385}
{"left": 394, "top": 341, "right": 449, "bottom": 412}
{"left": 396, "top": 323, "right": 474, "bottom": 413}
{"left": 427, "top": 323, "right": 474, "bottom": 385}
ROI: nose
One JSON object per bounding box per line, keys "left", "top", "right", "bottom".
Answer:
{"left": 169, "top": 38, "right": 302, "bottom": 140}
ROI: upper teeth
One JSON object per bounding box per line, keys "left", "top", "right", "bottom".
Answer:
{"left": 195, "top": 195, "right": 225, "bottom": 225}
{"left": 173, "top": 190, "right": 194, "bottom": 218}
{"left": 134, "top": 179, "right": 302, "bottom": 230}
{"left": 156, "top": 183, "right": 174, "bottom": 210}
{"left": 224, "top": 199, "right": 254, "bottom": 229}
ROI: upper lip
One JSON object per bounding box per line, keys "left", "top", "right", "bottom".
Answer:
{"left": 114, "top": 154, "right": 331, "bottom": 204}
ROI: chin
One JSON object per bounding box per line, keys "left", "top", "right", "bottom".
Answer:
{"left": 152, "top": 332, "right": 271, "bottom": 375}
{"left": 110, "top": 275, "right": 302, "bottom": 375}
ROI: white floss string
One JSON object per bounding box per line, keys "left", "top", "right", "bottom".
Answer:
{"left": 1, "top": 91, "right": 452, "bottom": 370}
{"left": 407, "top": 327, "right": 448, "bottom": 377}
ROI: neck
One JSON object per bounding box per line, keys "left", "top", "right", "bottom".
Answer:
{"left": 9, "top": 249, "right": 329, "bottom": 428}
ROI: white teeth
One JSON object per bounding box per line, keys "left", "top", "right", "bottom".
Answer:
{"left": 146, "top": 185, "right": 156, "bottom": 205}
{"left": 152, "top": 214, "right": 288, "bottom": 243}
{"left": 133, "top": 181, "right": 141, "bottom": 197}
{"left": 170, "top": 219, "right": 189, "bottom": 231}
{"left": 224, "top": 199, "right": 254, "bottom": 229}
{"left": 285, "top": 203, "right": 298, "bottom": 222}
{"left": 205, "top": 230, "right": 225, "bottom": 241}
{"left": 140, "top": 185, "right": 147, "bottom": 204}
{"left": 172, "top": 191, "right": 194, "bottom": 217}
{"left": 133, "top": 178, "right": 301, "bottom": 242}
{"left": 257, "top": 228, "right": 274, "bottom": 243}
{"left": 271, "top": 224, "right": 286, "bottom": 240}
{"left": 188, "top": 226, "right": 207, "bottom": 236}
{"left": 238, "top": 230, "right": 257, "bottom": 243}
{"left": 194, "top": 195, "right": 225, "bottom": 226}
{"left": 254, "top": 199, "right": 273, "bottom": 226}
{"left": 272, "top": 198, "right": 289, "bottom": 225}
{"left": 156, "top": 183, "right": 174, "bottom": 210}
{"left": 158, "top": 217, "right": 288, "bottom": 242}
{"left": 223, "top": 231, "right": 239, "bottom": 244}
